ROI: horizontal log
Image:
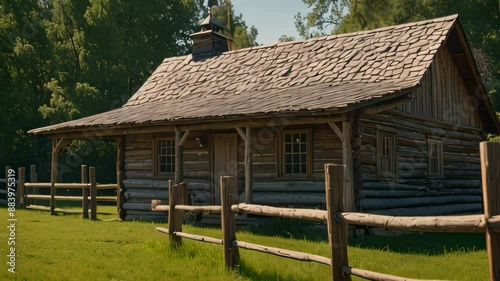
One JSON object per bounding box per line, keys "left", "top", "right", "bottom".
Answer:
{"left": 359, "top": 189, "right": 481, "bottom": 199}
{"left": 233, "top": 240, "right": 331, "bottom": 266}
{"left": 125, "top": 171, "right": 153, "bottom": 178}
{"left": 25, "top": 183, "right": 89, "bottom": 189}
{"left": 26, "top": 205, "right": 113, "bottom": 215}
{"left": 125, "top": 190, "right": 169, "bottom": 200}
{"left": 340, "top": 212, "right": 486, "bottom": 233}
{"left": 359, "top": 195, "right": 481, "bottom": 210}
{"left": 96, "top": 184, "right": 117, "bottom": 190}
{"left": 175, "top": 205, "right": 222, "bottom": 212}
{"left": 152, "top": 204, "right": 169, "bottom": 211}
{"left": 247, "top": 192, "right": 326, "bottom": 205}
{"left": 123, "top": 202, "right": 164, "bottom": 212}
{"left": 232, "top": 204, "right": 326, "bottom": 221}
{"left": 252, "top": 181, "right": 325, "bottom": 192}
{"left": 370, "top": 203, "right": 482, "bottom": 216}
{"left": 122, "top": 178, "right": 209, "bottom": 191}
{"left": 125, "top": 210, "right": 169, "bottom": 216}
{"left": 362, "top": 182, "right": 426, "bottom": 190}
{"left": 343, "top": 266, "right": 441, "bottom": 281}
{"left": 26, "top": 194, "right": 116, "bottom": 202}
{"left": 358, "top": 190, "right": 440, "bottom": 199}
{"left": 124, "top": 215, "right": 168, "bottom": 221}
{"left": 156, "top": 228, "right": 223, "bottom": 245}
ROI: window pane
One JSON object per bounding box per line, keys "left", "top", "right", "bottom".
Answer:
{"left": 293, "top": 164, "right": 300, "bottom": 173}
{"left": 300, "top": 133, "right": 306, "bottom": 142}
{"left": 300, "top": 143, "right": 306, "bottom": 153}
{"left": 285, "top": 143, "right": 292, "bottom": 153}
{"left": 293, "top": 134, "right": 299, "bottom": 143}
{"left": 301, "top": 164, "right": 307, "bottom": 173}
{"left": 300, "top": 154, "right": 306, "bottom": 163}
{"left": 293, "top": 154, "right": 300, "bottom": 163}
{"left": 285, "top": 134, "right": 291, "bottom": 142}
{"left": 285, "top": 154, "right": 292, "bottom": 164}
{"left": 293, "top": 143, "right": 299, "bottom": 152}
{"left": 286, "top": 164, "right": 292, "bottom": 174}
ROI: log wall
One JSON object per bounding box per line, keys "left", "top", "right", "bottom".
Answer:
{"left": 121, "top": 125, "right": 343, "bottom": 220}
{"left": 358, "top": 47, "right": 485, "bottom": 216}
{"left": 122, "top": 132, "right": 211, "bottom": 220}
{"left": 238, "top": 125, "right": 342, "bottom": 208}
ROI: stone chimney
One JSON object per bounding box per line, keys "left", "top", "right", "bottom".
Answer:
{"left": 190, "top": 15, "right": 232, "bottom": 60}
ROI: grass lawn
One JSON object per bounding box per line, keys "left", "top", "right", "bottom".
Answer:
{"left": 0, "top": 206, "right": 489, "bottom": 281}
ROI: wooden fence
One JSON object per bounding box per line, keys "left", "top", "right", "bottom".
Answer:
{"left": 153, "top": 141, "right": 500, "bottom": 281}
{"left": 15, "top": 164, "right": 117, "bottom": 220}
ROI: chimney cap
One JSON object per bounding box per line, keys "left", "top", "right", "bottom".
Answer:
{"left": 200, "top": 15, "right": 225, "bottom": 32}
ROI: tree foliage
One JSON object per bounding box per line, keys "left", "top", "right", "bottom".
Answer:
{"left": 211, "top": 0, "right": 258, "bottom": 49}
{"left": 1, "top": 0, "right": 258, "bottom": 181}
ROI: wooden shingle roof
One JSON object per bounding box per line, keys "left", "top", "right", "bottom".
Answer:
{"left": 31, "top": 14, "right": 494, "bottom": 135}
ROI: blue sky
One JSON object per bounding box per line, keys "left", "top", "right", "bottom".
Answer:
{"left": 231, "top": 0, "right": 311, "bottom": 45}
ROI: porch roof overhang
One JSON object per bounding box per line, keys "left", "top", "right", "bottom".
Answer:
{"left": 28, "top": 88, "right": 415, "bottom": 139}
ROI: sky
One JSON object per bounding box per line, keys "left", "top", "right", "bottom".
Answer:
{"left": 231, "top": 0, "right": 312, "bottom": 45}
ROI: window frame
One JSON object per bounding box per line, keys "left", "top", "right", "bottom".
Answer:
{"left": 376, "top": 130, "right": 397, "bottom": 181}
{"left": 153, "top": 137, "right": 176, "bottom": 177}
{"left": 427, "top": 138, "right": 443, "bottom": 177}
{"left": 277, "top": 129, "right": 312, "bottom": 179}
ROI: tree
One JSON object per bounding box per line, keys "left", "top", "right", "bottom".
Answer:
{"left": 278, "top": 35, "right": 297, "bottom": 42}
{"left": 0, "top": 0, "right": 53, "bottom": 172}
{"left": 211, "top": 0, "right": 258, "bottom": 49}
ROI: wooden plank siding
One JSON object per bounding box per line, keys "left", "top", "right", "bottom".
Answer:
{"left": 358, "top": 47, "right": 484, "bottom": 216}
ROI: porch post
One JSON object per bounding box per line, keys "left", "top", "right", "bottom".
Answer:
{"left": 116, "top": 136, "right": 125, "bottom": 219}
{"left": 175, "top": 128, "right": 190, "bottom": 184}
{"left": 244, "top": 127, "right": 253, "bottom": 204}
{"left": 50, "top": 138, "right": 69, "bottom": 215}
{"left": 328, "top": 121, "right": 355, "bottom": 211}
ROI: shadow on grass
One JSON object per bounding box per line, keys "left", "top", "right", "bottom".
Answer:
{"left": 349, "top": 232, "right": 486, "bottom": 255}
{"left": 239, "top": 260, "right": 314, "bottom": 281}
{"left": 243, "top": 217, "right": 328, "bottom": 242}
{"left": 241, "top": 217, "right": 486, "bottom": 256}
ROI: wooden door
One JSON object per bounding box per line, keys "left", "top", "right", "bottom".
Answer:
{"left": 211, "top": 134, "right": 238, "bottom": 204}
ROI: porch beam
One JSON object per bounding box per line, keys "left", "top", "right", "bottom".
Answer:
{"left": 178, "top": 130, "right": 191, "bottom": 146}
{"left": 234, "top": 126, "right": 246, "bottom": 142}
{"left": 328, "top": 122, "right": 344, "bottom": 143}
{"left": 42, "top": 114, "right": 348, "bottom": 138}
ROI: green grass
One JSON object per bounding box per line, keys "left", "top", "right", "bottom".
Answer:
{"left": 0, "top": 207, "right": 490, "bottom": 281}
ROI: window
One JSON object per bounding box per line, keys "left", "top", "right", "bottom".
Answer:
{"left": 155, "top": 138, "right": 175, "bottom": 176}
{"left": 377, "top": 131, "right": 396, "bottom": 180}
{"left": 280, "top": 130, "right": 311, "bottom": 178}
{"left": 428, "top": 139, "right": 443, "bottom": 176}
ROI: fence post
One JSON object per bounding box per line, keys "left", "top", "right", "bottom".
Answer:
{"left": 89, "top": 167, "right": 97, "bottom": 221}
{"left": 220, "top": 176, "right": 239, "bottom": 270}
{"left": 81, "top": 165, "right": 89, "bottom": 219}
{"left": 325, "top": 164, "right": 351, "bottom": 281}
{"left": 168, "top": 180, "right": 183, "bottom": 245}
{"left": 17, "top": 167, "right": 25, "bottom": 208}
{"left": 480, "top": 142, "right": 500, "bottom": 281}
{"left": 29, "top": 165, "right": 37, "bottom": 206}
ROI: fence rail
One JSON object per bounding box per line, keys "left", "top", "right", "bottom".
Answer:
{"left": 153, "top": 141, "right": 500, "bottom": 281}
{"left": 14, "top": 165, "right": 117, "bottom": 220}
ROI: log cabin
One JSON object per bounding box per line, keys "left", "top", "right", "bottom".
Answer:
{"left": 29, "top": 14, "right": 499, "bottom": 220}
